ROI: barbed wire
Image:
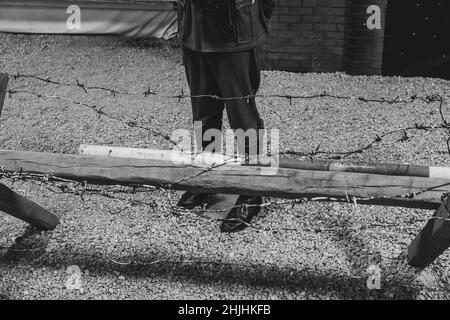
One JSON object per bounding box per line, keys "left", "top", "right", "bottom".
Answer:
{"left": 8, "top": 72, "right": 445, "bottom": 104}
{"left": 5, "top": 73, "right": 450, "bottom": 161}
{"left": 3, "top": 73, "right": 450, "bottom": 201}
{"left": 6, "top": 89, "right": 175, "bottom": 144}
{"left": 3, "top": 73, "right": 450, "bottom": 211}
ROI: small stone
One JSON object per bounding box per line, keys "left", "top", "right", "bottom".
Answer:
{"left": 417, "top": 271, "right": 437, "bottom": 289}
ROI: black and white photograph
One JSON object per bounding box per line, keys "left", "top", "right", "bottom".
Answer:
{"left": 0, "top": 0, "right": 449, "bottom": 304}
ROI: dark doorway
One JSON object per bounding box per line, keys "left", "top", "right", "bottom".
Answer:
{"left": 382, "top": 0, "right": 450, "bottom": 79}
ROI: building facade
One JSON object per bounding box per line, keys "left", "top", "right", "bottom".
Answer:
{"left": 262, "top": 0, "right": 449, "bottom": 79}
{"left": 0, "top": 0, "right": 447, "bottom": 78}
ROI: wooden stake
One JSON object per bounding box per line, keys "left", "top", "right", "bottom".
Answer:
{"left": 408, "top": 196, "right": 450, "bottom": 268}
{"left": 0, "top": 73, "right": 8, "bottom": 115}
{"left": 0, "top": 73, "right": 59, "bottom": 230}
{"left": 0, "top": 183, "right": 60, "bottom": 230}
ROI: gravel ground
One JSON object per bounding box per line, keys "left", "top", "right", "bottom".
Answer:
{"left": 0, "top": 33, "right": 450, "bottom": 300}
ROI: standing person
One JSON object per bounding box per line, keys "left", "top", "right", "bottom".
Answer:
{"left": 176, "top": 0, "right": 275, "bottom": 232}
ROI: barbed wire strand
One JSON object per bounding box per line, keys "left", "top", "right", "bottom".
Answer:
{"left": 6, "top": 74, "right": 450, "bottom": 160}
{"left": 3, "top": 74, "right": 450, "bottom": 220}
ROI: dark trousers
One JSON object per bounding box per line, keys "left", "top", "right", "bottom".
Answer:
{"left": 182, "top": 47, "right": 264, "bottom": 156}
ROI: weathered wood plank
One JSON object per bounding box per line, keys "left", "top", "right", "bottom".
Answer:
{"left": 79, "top": 144, "right": 450, "bottom": 179}
{"left": 0, "top": 183, "right": 60, "bottom": 230}
{"left": 0, "top": 149, "right": 449, "bottom": 209}
{"left": 78, "top": 144, "right": 241, "bottom": 167}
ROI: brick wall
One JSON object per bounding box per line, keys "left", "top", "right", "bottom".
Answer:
{"left": 262, "top": 0, "right": 387, "bottom": 75}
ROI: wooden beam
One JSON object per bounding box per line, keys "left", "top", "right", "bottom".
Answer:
{"left": 0, "top": 149, "right": 449, "bottom": 209}
{"left": 78, "top": 144, "right": 242, "bottom": 167}
{"left": 79, "top": 144, "right": 450, "bottom": 179}
{"left": 0, "top": 183, "right": 60, "bottom": 230}
{"left": 0, "top": 73, "right": 8, "bottom": 116}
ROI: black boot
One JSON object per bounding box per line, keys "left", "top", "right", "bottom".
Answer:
{"left": 177, "top": 191, "right": 213, "bottom": 209}
{"left": 220, "top": 196, "right": 265, "bottom": 233}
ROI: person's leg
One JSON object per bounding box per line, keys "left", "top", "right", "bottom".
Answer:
{"left": 210, "top": 48, "right": 264, "bottom": 157}
{"left": 209, "top": 48, "right": 266, "bottom": 232}
{"left": 177, "top": 47, "right": 225, "bottom": 209}
{"left": 183, "top": 47, "right": 225, "bottom": 150}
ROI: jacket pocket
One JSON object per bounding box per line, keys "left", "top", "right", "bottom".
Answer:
{"left": 235, "top": 0, "right": 265, "bottom": 44}
{"left": 177, "top": 0, "right": 186, "bottom": 40}
{"left": 260, "top": 0, "right": 275, "bottom": 19}
{"left": 258, "top": 0, "right": 271, "bottom": 34}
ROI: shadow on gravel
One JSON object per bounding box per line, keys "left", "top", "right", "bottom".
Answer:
{"left": 2, "top": 226, "right": 49, "bottom": 262}
{"left": 325, "top": 217, "right": 421, "bottom": 299}
{"left": 3, "top": 250, "right": 420, "bottom": 299}
{"left": 0, "top": 226, "right": 421, "bottom": 299}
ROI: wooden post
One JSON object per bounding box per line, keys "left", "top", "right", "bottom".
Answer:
{"left": 0, "top": 183, "right": 60, "bottom": 230}
{"left": 0, "top": 73, "right": 8, "bottom": 115}
{"left": 408, "top": 196, "right": 450, "bottom": 268}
